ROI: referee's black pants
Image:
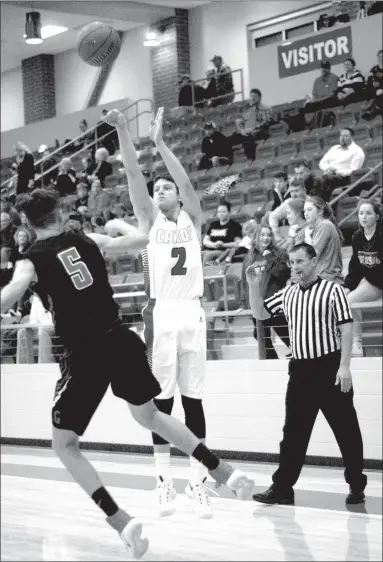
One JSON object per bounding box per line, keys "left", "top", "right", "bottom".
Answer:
{"left": 272, "top": 351, "right": 367, "bottom": 493}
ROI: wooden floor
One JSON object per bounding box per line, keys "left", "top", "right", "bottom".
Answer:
{"left": 1, "top": 446, "right": 382, "bottom": 561}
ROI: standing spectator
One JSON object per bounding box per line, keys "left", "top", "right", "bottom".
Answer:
{"left": 242, "top": 89, "right": 272, "bottom": 144}
{"left": 91, "top": 148, "right": 113, "bottom": 188}
{"left": 319, "top": 128, "right": 365, "bottom": 200}
{"left": 10, "top": 226, "right": 32, "bottom": 265}
{"left": 39, "top": 146, "right": 58, "bottom": 187}
{"left": 250, "top": 242, "right": 367, "bottom": 506}
{"left": 197, "top": 123, "right": 233, "bottom": 170}
{"left": 271, "top": 173, "right": 289, "bottom": 211}
{"left": 97, "top": 109, "right": 118, "bottom": 155}
{"left": 87, "top": 178, "right": 111, "bottom": 218}
{"left": 210, "top": 55, "right": 235, "bottom": 105}
{"left": 55, "top": 158, "right": 77, "bottom": 197}
{"left": 363, "top": 50, "right": 383, "bottom": 120}
{"left": 15, "top": 142, "right": 35, "bottom": 196}
{"left": 202, "top": 201, "right": 242, "bottom": 265}
{"left": 228, "top": 117, "right": 256, "bottom": 161}
{"left": 297, "top": 196, "right": 344, "bottom": 284}
{"left": 269, "top": 181, "right": 307, "bottom": 242}
{"left": 336, "top": 58, "right": 365, "bottom": 105}
{"left": 277, "top": 198, "right": 307, "bottom": 253}
{"left": 344, "top": 200, "right": 383, "bottom": 356}
{"left": 239, "top": 224, "right": 291, "bottom": 359}
{"left": 178, "top": 75, "right": 206, "bottom": 109}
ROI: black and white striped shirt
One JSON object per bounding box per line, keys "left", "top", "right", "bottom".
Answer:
{"left": 337, "top": 69, "right": 365, "bottom": 94}
{"left": 264, "top": 277, "right": 353, "bottom": 360}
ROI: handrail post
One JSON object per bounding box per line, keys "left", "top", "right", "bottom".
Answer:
{"left": 240, "top": 68, "right": 245, "bottom": 101}
{"left": 256, "top": 319, "right": 266, "bottom": 360}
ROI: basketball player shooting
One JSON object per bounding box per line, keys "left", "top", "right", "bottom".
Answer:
{"left": 105, "top": 107, "right": 213, "bottom": 519}
{"left": 0, "top": 189, "right": 254, "bottom": 559}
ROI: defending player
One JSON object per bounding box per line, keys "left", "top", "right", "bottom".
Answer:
{"left": 0, "top": 189, "right": 254, "bottom": 559}
{"left": 106, "top": 107, "right": 211, "bottom": 518}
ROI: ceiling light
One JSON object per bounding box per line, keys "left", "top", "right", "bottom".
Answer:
{"left": 41, "top": 25, "right": 68, "bottom": 39}
{"left": 25, "top": 11, "right": 43, "bottom": 45}
{"left": 143, "top": 30, "right": 160, "bottom": 47}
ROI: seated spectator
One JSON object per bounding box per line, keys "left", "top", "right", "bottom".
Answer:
{"left": 296, "top": 196, "right": 344, "bottom": 283}
{"left": 178, "top": 74, "right": 206, "bottom": 109}
{"left": 271, "top": 172, "right": 289, "bottom": 210}
{"left": 74, "top": 182, "right": 89, "bottom": 213}
{"left": 210, "top": 55, "right": 235, "bottom": 105}
{"left": 91, "top": 148, "right": 113, "bottom": 188}
{"left": 65, "top": 212, "right": 84, "bottom": 233}
{"left": 228, "top": 117, "right": 256, "bottom": 161}
{"left": 336, "top": 58, "right": 365, "bottom": 105}
{"left": 277, "top": 198, "right": 307, "bottom": 252}
{"left": 10, "top": 226, "right": 32, "bottom": 265}
{"left": 0, "top": 246, "right": 13, "bottom": 288}
{"left": 197, "top": 122, "right": 233, "bottom": 170}
{"left": 318, "top": 127, "right": 365, "bottom": 200}
{"left": 55, "top": 158, "right": 77, "bottom": 197}
{"left": 97, "top": 109, "right": 118, "bottom": 155}
{"left": 268, "top": 181, "right": 307, "bottom": 243}
{"left": 238, "top": 224, "right": 291, "bottom": 359}
{"left": 0, "top": 212, "right": 16, "bottom": 253}
{"left": 0, "top": 200, "right": 21, "bottom": 227}
{"left": 109, "top": 203, "right": 130, "bottom": 221}
{"left": 332, "top": 0, "right": 351, "bottom": 24}
{"left": 18, "top": 209, "right": 36, "bottom": 243}
{"left": 16, "top": 295, "right": 54, "bottom": 364}
{"left": 293, "top": 160, "right": 325, "bottom": 198}
{"left": 15, "top": 142, "right": 35, "bottom": 196}
{"left": 242, "top": 89, "right": 272, "bottom": 143}
{"left": 216, "top": 219, "right": 257, "bottom": 264}
{"left": 91, "top": 215, "right": 107, "bottom": 234}
{"left": 87, "top": 178, "right": 111, "bottom": 218}
{"left": 78, "top": 156, "right": 97, "bottom": 185}
{"left": 344, "top": 199, "right": 383, "bottom": 356}
{"left": 202, "top": 201, "right": 242, "bottom": 265}
{"left": 302, "top": 61, "right": 339, "bottom": 127}
{"left": 363, "top": 49, "right": 383, "bottom": 120}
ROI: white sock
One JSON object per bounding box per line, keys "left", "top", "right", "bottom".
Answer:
{"left": 189, "top": 456, "right": 208, "bottom": 486}
{"left": 154, "top": 452, "right": 171, "bottom": 482}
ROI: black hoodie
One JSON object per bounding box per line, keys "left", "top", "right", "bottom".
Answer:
{"left": 344, "top": 226, "right": 383, "bottom": 291}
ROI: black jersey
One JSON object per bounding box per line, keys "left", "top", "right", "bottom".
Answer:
{"left": 23, "top": 231, "right": 120, "bottom": 349}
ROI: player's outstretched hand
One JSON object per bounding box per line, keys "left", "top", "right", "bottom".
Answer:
{"left": 104, "top": 109, "right": 126, "bottom": 127}
{"left": 149, "top": 107, "right": 164, "bottom": 144}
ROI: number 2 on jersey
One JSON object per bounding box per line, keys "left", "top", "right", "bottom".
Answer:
{"left": 57, "top": 247, "right": 94, "bottom": 290}
{"left": 171, "top": 247, "right": 187, "bottom": 276}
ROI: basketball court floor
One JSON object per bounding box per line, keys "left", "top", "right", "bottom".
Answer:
{"left": 1, "top": 445, "right": 382, "bottom": 561}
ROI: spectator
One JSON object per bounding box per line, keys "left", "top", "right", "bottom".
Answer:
{"left": 242, "top": 89, "right": 272, "bottom": 144}
{"left": 344, "top": 200, "right": 383, "bottom": 356}
{"left": 91, "top": 148, "right": 113, "bottom": 187}
{"left": 293, "top": 160, "right": 325, "bottom": 198}
{"left": 39, "top": 146, "right": 58, "bottom": 187}
{"left": 14, "top": 142, "right": 35, "bottom": 196}
{"left": 202, "top": 201, "right": 242, "bottom": 265}
{"left": 228, "top": 117, "right": 256, "bottom": 161}
{"left": 216, "top": 219, "right": 257, "bottom": 264}
{"left": 204, "top": 69, "right": 218, "bottom": 107}
{"left": 336, "top": 58, "right": 365, "bottom": 105}
{"left": 74, "top": 182, "right": 89, "bottom": 213}
{"left": 55, "top": 158, "right": 77, "bottom": 197}
{"left": 269, "top": 181, "right": 307, "bottom": 242}
{"left": 83, "top": 221, "right": 93, "bottom": 234}
{"left": 78, "top": 156, "right": 97, "bottom": 185}
{"left": 302, "top": 61, "right": 339, "bottom": 128}
{"left": 64, "top": 119, "right": 94, "bottom": 155}
{"left": 210, "top": 55, "right": 235, "bottom": 105}
{"left": 10, "top": 226, "right": 32, "bottom": 265}
{"left": 87, "top": 178, "right": 111, "bottom": 218}
{"left": 65, "top": 212, "right": 84, "bottom": 233}
{"left": 16, "top": 295, "right": 54, "bottom": 364}
{"left": 18, "top": 210, "right": 36, "bottom": 243}
{"left": 333, "top": 0, "right": 351, "bottom": 24}
{"left": 363, "top": 49, "right": 383, "bottom": 120}
{"left": 0, "top": 212, "right": 17, "bottom": 253}
{"left": 319, "top": 128, "right": 365, "bottom": 200}
{"left": 178, "top": 75, "right": 206, "bottom": 109}
{"left": 271, "top": 173, "right": 289, "bottom": 211}
{"left": 277, "top": 198, "right": 307, "bottom": 253}
{"left": 97, "top": 109, "right": 118, "bottom": 155}
{"left": 0, "top": 200, "right": 21, "bottom": 227}
{"left": 238, "top": 224, "right": 291, "bottom": 359}
{"left": 296, "top": 196, "right": 344, "bottom": 283}
{"left": 91, "top": 215, "right": 107, "bottom": 234}
{"left": 197, "top": 122, "right": 233, "bottom": 170}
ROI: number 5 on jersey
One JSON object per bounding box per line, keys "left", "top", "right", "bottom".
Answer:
{"left": 58, "top": 247, "right": 94, "bottom": 290}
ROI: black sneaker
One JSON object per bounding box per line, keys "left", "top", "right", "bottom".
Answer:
{"left": 346, "top": 490, "right": 365, "bottom": 505}
{"left": 252, "top": 486, "right": 294, "bottom": 505}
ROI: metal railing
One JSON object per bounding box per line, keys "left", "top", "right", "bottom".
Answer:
{"left": 188, "top": 68, "right": 245, "bottom": 108}
{"left": 1, "top": 98, "right": 154, "bottom": 196}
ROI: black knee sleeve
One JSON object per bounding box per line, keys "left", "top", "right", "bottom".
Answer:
{"left": 152, "top": 397, "right": 174, "bottom": 445}
{"left": 181, "top": 395, "right": 206, "bottom": 440}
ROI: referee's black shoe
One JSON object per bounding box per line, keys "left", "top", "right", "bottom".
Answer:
{"left": 346, "top": 489, "right": 366, "bottom": 505}
{"left": 252, "top": 486, "right": 294, "bottom": 505}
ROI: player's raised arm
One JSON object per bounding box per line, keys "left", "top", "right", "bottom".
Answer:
{"left": 0, "top": 259, "right": 36, "bottom": 313}
{"left": 104, "top": 109, "right": 156, "bottom": 231}
{"left": 87, "top": 219, "right": 149, "bottom": 254}
{"left": 151, "top": 107, "right": 203, "bottom": 226}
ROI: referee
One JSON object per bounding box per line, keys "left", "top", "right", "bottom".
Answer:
{"left": 249, "top": 242, "right": 367, "bottom": 505}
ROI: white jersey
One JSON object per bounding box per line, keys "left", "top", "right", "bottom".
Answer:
{"left": 142, "top": 209, "right": 203, "bottom": 300}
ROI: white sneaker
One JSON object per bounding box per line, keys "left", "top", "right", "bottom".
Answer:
{"left": 226, "top": 469, "right": 254, "bottom": 500}
{"left": 120, "top": 519, "right": 149, "bottom": 560}
{"left": 185, "top": 478, "right": 213, "bottom": 519}
{"left": 352, "top": 341, "right": 364, "bottom": 357}
{"left": 156, "top": 476, "right": 176, "bottom": 517}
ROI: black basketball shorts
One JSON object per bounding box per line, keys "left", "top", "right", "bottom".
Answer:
{"left": 52, "top": 323, "right": 161, "bottom": 436}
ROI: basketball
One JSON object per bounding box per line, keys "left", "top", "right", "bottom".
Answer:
{"left": 76, "top": 22, "right": 121, "bottom": 67}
